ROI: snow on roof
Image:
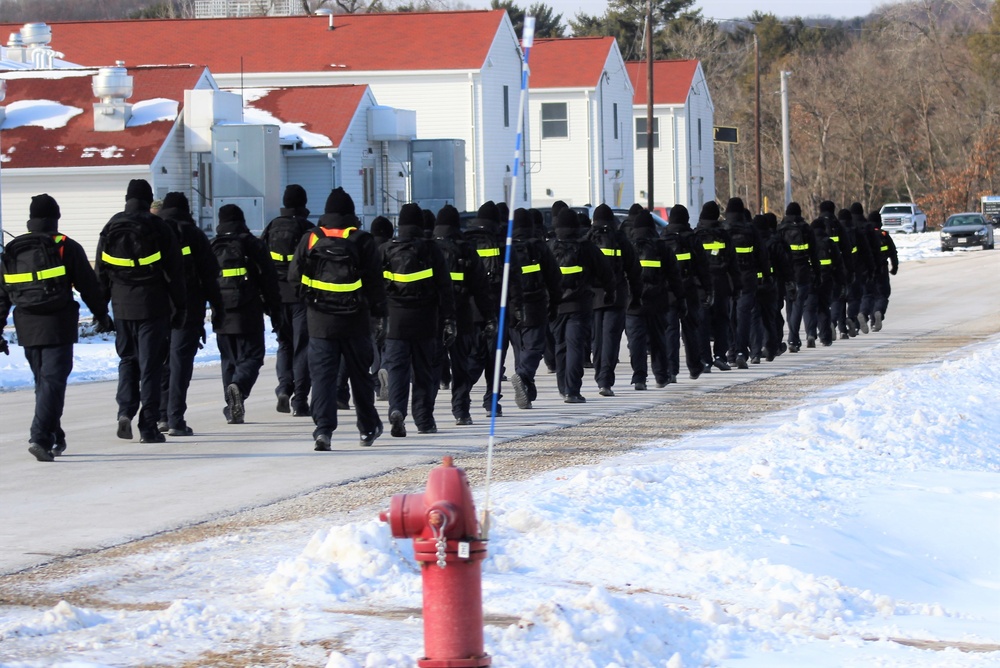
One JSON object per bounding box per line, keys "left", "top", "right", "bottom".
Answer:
{"left": 626, "top": 60, "right": 700, "bottom": 106}
{"left": 0, "top": 11, "right": 508, "bottom": 75}
{"left": 0, "top": 65, "right": 205, "bottom": 169}
{"left": 531, "top": 37, "right": 618, "bottom": 89}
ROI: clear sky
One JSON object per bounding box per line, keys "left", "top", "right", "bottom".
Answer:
{"left": 497, "top": 0, "right": 885, "bottom": 23}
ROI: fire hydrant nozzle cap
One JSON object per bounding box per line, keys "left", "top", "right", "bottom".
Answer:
{"left": 442, "top": 455, "right": 454, "bottom": 467}
{"left": 428, "top": 509, "right": 444, "bottom": 528}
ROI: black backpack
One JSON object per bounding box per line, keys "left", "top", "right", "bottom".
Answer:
{"left": 781, "top": 223, "right": 810, "bottom": 261}
{"left": 382, "top": 238, "right": 436, "bottom": 306}
{"left": 464, "top": 228, "right": 502, "bottom": 289}
{"left": 1, "top": 233, "right": 72, "bottom": 312}
{"left": 698, "top": 227, "right": 730, "bottom": 272}
{"left": 434, "top": 236, "right": 470, "bottom": 303}
{"left": 631, "top": 236, "right": 665, "bottom": 303}
{"left": 99, "top": 214, "right": 163, "bottom": 285}
{"left": 164, "top": 217, "right": 201, "bottom": 296}
{"left": 661, "top": 230, "right": 695, "bottom": 282}
{"left": 512, "top": 238, "right": 546, "bottom": 304}
{"left": 264, "top": 215, "right": 307, "bottom": 278}
{"left": 211, "top": 234, "right": 256, "bottom": 310}
{"left": 728, "top": 224, "right": 756, "bottom": 271}
{"left": 300, "top": 227, "right": 364, "bottom": 315}
{"left": 588, "top": 224, "right": 621, "bottom": 269}
{"left": 550, "top": 238, "right": 584, "bottom": 292}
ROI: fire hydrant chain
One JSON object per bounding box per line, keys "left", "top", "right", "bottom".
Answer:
{"left": 432, "top": 518, "right": 449, "bottom": 569}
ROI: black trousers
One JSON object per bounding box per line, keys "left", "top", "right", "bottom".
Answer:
{"left": 510, "top": 322, "right": 546, "bottom": 398}
{"left": 553, "top": 310, "right": 592, "bottom": 397}
{"left": 442, "top": 331, "right": 476, "bottom": 419}
{"left": 751, "top": 286, "right": 783, "bottom": 358}
{"left": 785, "top": 281, "right": 811, "bottom": 346}
{"left": 860, "top": 275, "right": 878, "bottom": 320}
{"left": 115, "top": 316, "right": 169, "bottom": 434}
{"left": 625, "top": 311, "right": 667, "bottom": 385}
{"left": 592, "top": 306, "right": 626, "bottom": 389}
{"left": 731, "top": 287, "right": 756, "bottom": 359}
{"left": 24, "top": 343, "right": 73, "bottom": 449}
{"left": 384, "top": 337, "right": 437, "bottom": 431}
{"left": 309, "top": 334, "right": 380, "bottom": 438}
{"left": 467, "top": 321, "right": 508, "bottom": 409}
{"left": 218, "top": 327, "right": 265, "bottom": 403}
{"left": 274, "top": 302, "right": 310, "bottom": 411}
{"left": 159, "top": 321, "right": 202, "bottom": 429}
{"left": 804, "top": 279, "right": 834, "bottom": 344}
{"left": 700, "top": 283, "right": 732, "bottom": 363}
{"left": 666, "top": 294, "right": 702, "bottom": 377}
{"left": 874, "top": 271, "right": 892, "bottom": 317}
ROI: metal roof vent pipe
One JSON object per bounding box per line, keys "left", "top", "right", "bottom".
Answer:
{"left": 315, "top": 8, "right": 334, "bottom": 29}
{"left": 5, "top": 32, "right": 28, "bottom": 64}
{"left": 0, "top": 79, "right": 7, "bottom": 126}
{"left": 20, "top": 23, "right": 57, "bottom": 69}
{"left": 92, "top": 61, "right": 133, "bottom": 132}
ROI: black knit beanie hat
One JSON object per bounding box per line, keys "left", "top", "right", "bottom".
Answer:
{"left": 477, "top": 201, "right": 499, "bottom": 222}
{"left": 669, "top": 204, "right": 690, "bottom": 226}
{"left": 126, "top": 179, "right": 154, "bottom": 204}
{"left": 554, "top": 207, "right": 579, "bottom": 230}
{"left": 849, "top": 202, "right": 865, "bottom": 216}
{"left": 725, "top": 197, "right": 745, "bottom": 214}
{"left": 819, "top": 200, "right": 836, "bottom": 215}
{"left": 370, "top": 215, "right": 394, "bottom": 239}
{"left": 699, "top": 201, "right": 720, "bottom": 220}
{"left": 593, "top": 204, "right": 616, "bottom": 225}
{"left": 397, "top": 203, "right": 424, "bottom": 232}
{"left": 436, "top": 204, "right": 460, "bottom": 229}
{"left": 785, "top": 202, "right": 802, "bottom": 217}
{"left": 29, "top": 193, "right": 60, "bottom": 220}
{"left": 162, "top": 191, "right": 190, "bottom": 215}
{"left": 218, "top": 203, "right": 245, "bottom": 224}
{"left": 283, "top": 184, "right": 308, "bottom": 209}
{"left": 325, "top": 187, "right": 355, "bottom": 216}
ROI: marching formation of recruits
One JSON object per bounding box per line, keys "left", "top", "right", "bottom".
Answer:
{"left": 0, "top": 182, "right": 900, "bottom": 461}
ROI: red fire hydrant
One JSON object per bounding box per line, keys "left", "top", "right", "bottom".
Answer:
{"left": 380, "top": 456, "right": 490, "bottom": 667}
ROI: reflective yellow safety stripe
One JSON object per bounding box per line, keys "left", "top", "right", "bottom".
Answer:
{"left": 5, "top": 264, "right": 67, "bottom": 283}
{"left": 702, "top": 241, "right": 725, "bottom": 251}
{"left": 301, "top": 276, "right": 362, "bottom": 292}
{"left": 789, "top": 243, "right": 809, "bottom": 251}
{"left": 600, "top": 248, "right": 622, "bottom": 257}
{"left": 639, "top": 259, "right": 661, "bottom": 268}
{"left": 269, "top": 251, "right": 293, "bottom": 262}
{"left": 450, "top": 272, "right": 465, "bottom": 281}
{"left": 181, "top": 246, "right": 192, "bottom": 256}
{"left": 820, "top": 258, "right": 832, "bottom": 266}
{"left": 221, "top": 267, "right": 247, "bottom": 278}
{"left": 477, "top": 248, "right": 500, "bottom": 257}
{"left": 830, "top": 236, "right": 840, "bottom": 242}
{"left": 735, "top": 246, "right": 753, "bottom": 254}
{"left": 521, "top": 263, "right": 541, "bottom": 274}
{"left": 384, "top": 268, "right": 433, "bottom": 282}
{"left": 757, "top": 272, "right": 764, "bottom": 279}
{"left": 102, "top": 251, "right": 162, "bottom": 267}
{"left": 880, "top": 245, "right": 889, "bottom": 252}
{"left": 852, "top": 246, "right": 858, "bottom": 254}
{"left": 560, "top": 265, "right": 583, "bottom": 274}
{"left": 675, "top": 252, "right": 691, "bottom": 261}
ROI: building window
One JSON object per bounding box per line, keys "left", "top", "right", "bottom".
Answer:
{"left": 613, "top": 103, "right": 618, "bottom": 139}
{"left": 503, "top": 85, "right": 510, "bottom": 128}
{"left": 636, "top": 117, "right": 659, "bottom": 149}
{"left": 698, "top": 118, "right": 703, "bottom": 151}
{"left": 362, "top": 166, "right": 376, "bottom": 207}
{"left": 541, "top": 102, "right": 568, "bottom": 139}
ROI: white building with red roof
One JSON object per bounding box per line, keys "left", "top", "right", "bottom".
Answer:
{"left": 8, "top": 10, "right": 527, "bottom": 214}
{"left": 528, "top": 36, "right": 634, "bottom": 209}
{"left": 627, "top": 60, "right": 715, "bottom": 213}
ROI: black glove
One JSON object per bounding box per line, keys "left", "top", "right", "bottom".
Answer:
{"left": 442, "top": 318, "right": 457, "bottom": 348}
{"left": 603, "top": 288, "right": 616, "bottom": 306}
{"left": 93, "top": 313, "right": 115, "bottom": 334}
{"left": 483, "top": 318, "right": 498, "bottom": 343}
{"left": 170, "top": 308, "right": 187, "bottom": 330}
{"left": 0, "top": 336, "right": 8, "bottom": 356}
{"left": 890, "top": 266, "right": 898, "bottom": 276}
{"left": 211, "top": 308, "right": 225, "bottom": 330}
{"left": 785, "top": 282, "right": 798, "bottom": 302}
{"left": 199, "top": 326, "right": 207, "bottom": 349}
{"left": 701, "top": 290, "right": 714, "bottom": 309}
{"left": 270, "top": 311, "right": 283, "bottom": 333}
{"left": 374, "top": 317, "right": 387, "bottom": 346}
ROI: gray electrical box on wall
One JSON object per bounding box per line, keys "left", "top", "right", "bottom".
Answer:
{"left": 211, "top": 124, "right": 281, "bottom": 233}
{"left": 410, "top": 139, "right": 466, "bottom": 214}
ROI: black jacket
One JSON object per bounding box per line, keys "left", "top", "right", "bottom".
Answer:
{"left": 776, "top": 215, "right": 821, "bottom": 285}
{"left": 625, "top": 224, "right": 685, "bottom": 315}
{"left": 261, "top": 207, "right": 315, "bottom": 304}
{"left": 0, "top": 218, "right": 108, "bottom": 347}
{"left": 661, "top": 220, "right": 712, "bottom": 299}
{"left": 432, "top": 225, "right": 494, "bottom": 333}
{"left": 462, "top": 217, "right": 505, "bottom": 323}
{"left": 586, "top": 220, "right": 641, "bottom": 310}
{"left": 510, "top": 225, "right": 561, "bottom": 328}
{"left": 548, "top": 227, "right": 615, "bottom": 315}
{"left": 212, "top": 218, "right": 281, "bottom": 335}
{"left": 95, "top": 199, "right": 186, "bottom": 321}
{"left": 161, "top": 207, "right": 224, "bottom": 323}
{"left": 695, "top": 217, "right": 742, "bottom": 294}
{"left": 380, "top": 224, "right": 456, "bottom": 340}
{"left": 288, "top": 212, "right": 385, "bottom": 340}
{"left": 848, "top": 212, "right": 878, "bottom": 280}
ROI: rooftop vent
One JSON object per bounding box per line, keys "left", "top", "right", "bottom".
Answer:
{"left": 19, "top": 23, "right": 51, "bottom": 47}
{"left": 315, "top": 8, "right": 334, "bottom": 29}
{"left": 92, "top": 62, "right": 133, "bottom": 131}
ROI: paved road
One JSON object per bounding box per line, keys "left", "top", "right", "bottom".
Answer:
{"left": 1, "top": 250, "right": 997, "bottom": 575}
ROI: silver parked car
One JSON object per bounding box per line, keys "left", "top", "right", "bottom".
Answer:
{"left": 940, "top": 213, "right": 994, "bottom": 251}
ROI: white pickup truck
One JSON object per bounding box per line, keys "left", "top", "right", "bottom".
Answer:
{"left": 879, "top": 203, "right": 927, "bottom": 234}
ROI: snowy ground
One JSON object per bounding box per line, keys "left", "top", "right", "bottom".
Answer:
{"left": 1, "top": 230, "right": 997, "bottom": 667}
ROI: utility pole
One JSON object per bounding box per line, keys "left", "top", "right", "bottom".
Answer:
{"left": 754, "top": 34, "right": 762, "bottom": 214}
{"left": 781, "top": 70, "right": 792, "bottom": 210}
{"left": 645, "top": 0, "right": 654, "bottom": 210}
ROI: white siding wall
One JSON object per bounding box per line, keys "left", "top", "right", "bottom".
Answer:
{"left": 633, "top": 105, "right": 690, "bottom": 210}
{"left": 687, "top": 65, "right": 715, "bottom": 212}
{"left": 150, "top": 121, "right": 196, "bottom": 202}
{"left": 595, "top": 49, "right": 634, "bottom": 208}
{"left": 1, "top": 168, "right": 152, "bottom": 257}
{"left": 529, "top": 90, "right": 591, "bottom": 207}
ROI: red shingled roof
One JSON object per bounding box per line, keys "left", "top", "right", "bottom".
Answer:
{"left": 0, "top": 65, "right": 203, "bottom": 169}
{"left": 530, "top": 37, "right": 616, "bottom": 89}
{"left": 249, "top": 84, "right": 367, "bottom": 147}
{"left": 0, "top": 11, "right": 507, "bottom": 74}
{"left": 626, "top": 60, "right": 699, "bottom": 105}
